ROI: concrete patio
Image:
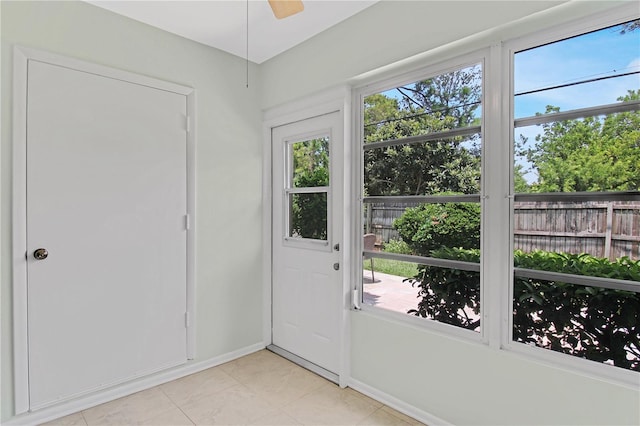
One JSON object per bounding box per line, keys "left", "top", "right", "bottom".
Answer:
{"left": 362, "top": 271, "right": 420, "bottom": 314}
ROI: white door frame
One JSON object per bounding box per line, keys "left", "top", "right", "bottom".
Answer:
{"left": 262, "top": 86, "right": 352, "bottom": 387}
{"left": 12, "top": 46, "right": 197, "bottom": 414}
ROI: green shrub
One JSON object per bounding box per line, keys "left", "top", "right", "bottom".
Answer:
{"left": 405, "top": 247, "right": 640, "bottom": 371}
{"left": 290, "top": 168, "right": 328, "bottom": 239}
{"left": 383, "top": 239, "right": 413, "bottom": 255}
{"left": 393, "top": 202, "right": 480, "bottom": 255}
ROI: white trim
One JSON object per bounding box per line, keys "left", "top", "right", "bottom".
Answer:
{"left": 339, "top": 87, "right": 353, "bottom": 388}
{"left": 262, "top": 85, "right": 352, "bottom": 387}
{"left": 12, "top": 45, "right": 30, "bottom": 416}
{"left": 186, "top": 88, "right": 197, "bottom": 360}
{"left": 482, "top": 41, "right": 509, "bottom": 351}
{"left": 354, "top": 51, "right": 486, "bottom": 99}
{"left": 11, "top": 45, "right": 197, "bottom": 414}
{"left": 348, "top": 378, "right": 452, "bottom": 426}
{"left": 3, "top": 343, "right": 265, "bottom": 426}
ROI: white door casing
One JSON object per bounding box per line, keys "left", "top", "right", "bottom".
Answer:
{"left": 271, "top": 111, "right": 344, "bottom": 375}
{"left": 12, "top": 47, "right": 196, "bottom": 412}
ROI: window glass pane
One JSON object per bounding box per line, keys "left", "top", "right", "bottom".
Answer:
{"left": 362, "top": 258, "right": 421, "bottom": 313}
{"left": 362, "top": 60, "right": 483, "bottom": 333}
{"left": 292, "top": 137, "right": 329, "bottom": 188}
{"left": 512, "top": 20, "right": 640, "bottom": 371}
{"left": 514, "top": 21, "right": 640, "bottom": 119}
{"left": 513, "top": 276, "right": 639, "bottom": 371}
{"left": 289, "top": 192, "right": 327, "bottom": 240}
{"left": 364, "top": 134, "right": 481, "bottom": 197}
{"left": 364, "top": 64, "right": 482, "bottom": 144}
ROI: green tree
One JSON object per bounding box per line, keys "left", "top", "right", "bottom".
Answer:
{"left": 523, "top": 91, "right": 640, "bottom": 192}
{"left": 364, "top": 66, "right": 482, "bottom": 196}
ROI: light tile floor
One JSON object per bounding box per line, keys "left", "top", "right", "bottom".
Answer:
{"left": 42, "top": 350, "right": 425, "bottom": 426}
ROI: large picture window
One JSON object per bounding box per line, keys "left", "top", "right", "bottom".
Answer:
{"left": 511, "top": 21, "right": 640, "bottom": 371}
{"left": 360, "top": 61, "right": 483, "bottom": 333}
{"left": 355, "top": 10, "right": 639, "bottom": 381}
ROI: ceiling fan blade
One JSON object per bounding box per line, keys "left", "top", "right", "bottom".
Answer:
{"left": 268, "top": 0, "right": 304, "bottom": 19}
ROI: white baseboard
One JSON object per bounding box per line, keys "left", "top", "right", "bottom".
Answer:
{"left": 348, "top": 378, "right": 452, "bottom": 426}
{"left": 4, "top": 342, "right": 266, "bottom": 426}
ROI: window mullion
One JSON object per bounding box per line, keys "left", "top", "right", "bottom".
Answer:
{"left": 482, "top": 42, "right": 511, "bottom": 350}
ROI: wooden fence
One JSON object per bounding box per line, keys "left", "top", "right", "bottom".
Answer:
{"left": 365, "top": 201, "right": 640, "bottom": 261}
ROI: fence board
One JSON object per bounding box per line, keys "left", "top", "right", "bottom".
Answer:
{"left": 366, "top": 200, "right": 640, "bottom": 260}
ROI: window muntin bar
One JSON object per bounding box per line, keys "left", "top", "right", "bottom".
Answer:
{"left": 364, "top": 250, "right": 480, "bottom": 272}
{"left": 365, "top": 194, "right": 481, "bottom": 204}
{"left": 514, "top": 100, "right": 640, "bottom": 129}
{"left": 514, "top": 268, "right": 640, "bottom": 292}
{"left": 363, "top": 125, "right": 481, "bottom": 151}
{"left": 514, "top": 192, "right": 640, "bottom": 202}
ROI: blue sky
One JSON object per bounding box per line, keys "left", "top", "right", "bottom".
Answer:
{"left": 514, "top": 22, "right": 640, "bottom": 118}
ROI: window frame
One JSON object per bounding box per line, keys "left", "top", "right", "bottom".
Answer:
{"left": 282, "top": 129, "right": 334, "bottom": 250}
{"left": 354, "top": 50, "right": 489, "bottom": 343}
{"left": 351, "top": 4, "right": 639, "bottom": 386}
{"left": 502, "top": 12, "right": 640, "bottom": 384}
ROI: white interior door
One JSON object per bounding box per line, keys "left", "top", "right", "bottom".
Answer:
{"left": 271, "top": 112, "right": 343, "bottom": 375}
{"left": 26, "top": 59, "right": 188, "bottom": 409}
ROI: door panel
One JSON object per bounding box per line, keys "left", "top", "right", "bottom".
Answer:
{"left": 271, "top": 112, "right": 343, "bottom": 374}
{"left": 26, "top": 60, "right": 187, "bottom": 408}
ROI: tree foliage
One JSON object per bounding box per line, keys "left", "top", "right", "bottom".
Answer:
{"left": 364, "top": 66, "right": 482, "bottom": 196}
{"left": 520, "top": 90, "right": 640, "bottom": 192}
{"left": 405, "top": 247, "right": 640, "bottom": 371}
{"left": 393, "top": 201, "right": 480, "bottom": 255}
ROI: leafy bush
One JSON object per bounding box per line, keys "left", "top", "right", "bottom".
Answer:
{"left": 405, "top": 247, "right": 640, "bottom": 371}
{"left": 383, "top": 239, "right": 413, "bottom": 255}
{"left": 290, "top": 168, "right": 328, "bottom": 239}
{"left": 393, "top": 202, "right": 480, "bottom": 255}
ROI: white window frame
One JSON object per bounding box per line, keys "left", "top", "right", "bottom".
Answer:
{"left": 502, "top": 8, "right": 640, "bottom": 386}
{"left": 283, "top": 130, "right": 333, "bottom": 250}
{"left": 353, "top": 50, "right": 490, "bottom": 344}
{"left": 351, "top": 3, "right": 639, "bottom": 387}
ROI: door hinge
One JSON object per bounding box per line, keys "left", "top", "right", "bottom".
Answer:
{"left": 186, "top": 116, "right": 192, "bottom": 133}
{"left": 184, "top": 214, "right": 190, "bottom": 230}
{"left": 185, "top": 312, "right": 190, "bottom": 328}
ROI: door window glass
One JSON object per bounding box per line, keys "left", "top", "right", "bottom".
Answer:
{"left": 286, "top": 136, "right": 330, "bottom": 242}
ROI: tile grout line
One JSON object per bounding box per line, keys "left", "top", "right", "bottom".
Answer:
{"left": 157, "top": 384, "right": 197, "bottom": 425}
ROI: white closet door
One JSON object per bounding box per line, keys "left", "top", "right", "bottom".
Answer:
{"left": 26, "top": 60, "right": 188, "bottom": 409}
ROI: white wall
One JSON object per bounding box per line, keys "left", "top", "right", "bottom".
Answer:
{"left": 261, "top": 1, "right": 640, "bottom": 424}
{"left": 1, "top": 1, "right": 263, "bottom": 421}
{"left": 260, "top": 0, "right": 567, "bottom": 109}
